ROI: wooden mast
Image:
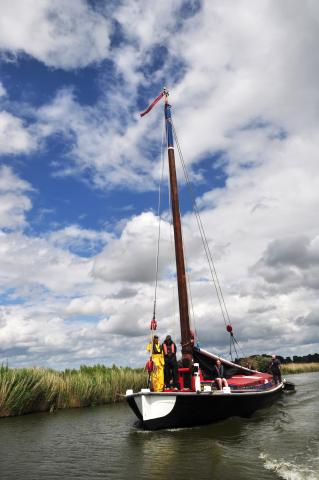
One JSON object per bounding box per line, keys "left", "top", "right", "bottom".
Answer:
{"left": 164, "top": 90, "right": 193, "bottom": 364}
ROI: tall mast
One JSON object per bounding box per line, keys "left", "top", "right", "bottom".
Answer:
{"left": 164, "top": 90, "right": 193, "bottom": 364}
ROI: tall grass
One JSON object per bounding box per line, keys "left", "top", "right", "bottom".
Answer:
{"left": 0, "top": 364, "right": 147, "bottom": 417}
{"left": 281, "top": 362, "right": 319, "bottom": 374}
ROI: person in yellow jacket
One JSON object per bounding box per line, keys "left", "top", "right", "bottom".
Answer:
{"left": 147, "top": 335, "right": 164, "bottom": 392}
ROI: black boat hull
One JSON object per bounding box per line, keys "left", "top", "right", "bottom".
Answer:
{"left": 126, "top": 384, "right": 283, "bottom": 430}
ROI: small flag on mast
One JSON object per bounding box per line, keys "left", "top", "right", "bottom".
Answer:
{"left": 140, "top": 91, "right": 164, "bottom": 117}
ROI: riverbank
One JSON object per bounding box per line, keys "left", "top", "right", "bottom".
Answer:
{"left": 0, "top": 364, "right": 147, "bottom": 417}
{"left": 1, "top": 362, "right": 318, "bottom": 418}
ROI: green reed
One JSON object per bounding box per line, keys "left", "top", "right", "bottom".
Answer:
{"left": 0, "top": 364, "right": 147, "bottom": 417}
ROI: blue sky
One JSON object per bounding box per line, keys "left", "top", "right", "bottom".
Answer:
{"left": 0, "top": 0, "right": 319, "bottom": 368}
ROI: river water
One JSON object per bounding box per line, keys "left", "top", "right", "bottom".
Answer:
{"left": 0, "top": 372, "right": 318, "bottom": 480}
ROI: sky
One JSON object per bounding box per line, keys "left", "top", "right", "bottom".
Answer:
{"left": 0, "top": 0, "right": 318, "bottom": 369}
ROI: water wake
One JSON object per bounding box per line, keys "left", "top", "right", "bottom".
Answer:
{"left": 260, "top": 452, "right": 319, "bottom": 480}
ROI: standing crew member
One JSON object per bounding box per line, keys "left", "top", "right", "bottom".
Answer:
{"left": 163, "top": 335, "right": 179, "bottom": 390}
{"left": 146, "top": 335, "right": 164, "bottom": 392}
{"left": 269, "top": 355, "right": 282, "bottom": 385}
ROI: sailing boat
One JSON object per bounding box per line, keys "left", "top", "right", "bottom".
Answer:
{"left": 125, "top": 88, "right": 293, "bottom": 430}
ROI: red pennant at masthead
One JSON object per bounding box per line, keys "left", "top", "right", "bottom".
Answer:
{"left": 140, "top": 91, "right": 164, "bottom": 117}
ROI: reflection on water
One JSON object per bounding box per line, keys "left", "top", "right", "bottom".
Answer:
{"left": 0, "top": 373, "right": 318, "bottom": 480}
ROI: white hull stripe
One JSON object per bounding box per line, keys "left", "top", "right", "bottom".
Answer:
{"left": 135, "top": 395, "right": 177, "bottom": 421}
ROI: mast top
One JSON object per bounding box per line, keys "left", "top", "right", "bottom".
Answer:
{"left": 139, "top": 87, "right": 170, "bottom": 117}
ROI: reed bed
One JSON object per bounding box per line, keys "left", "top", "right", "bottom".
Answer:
{"left": 281, "top": 362, "right": 319, "bottom": 374}
{"left": 0, "top": 364, "right": 147, "bottom": 417}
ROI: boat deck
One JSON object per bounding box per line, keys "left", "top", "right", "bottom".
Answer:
{"left": 163, "top": 371, "right": 274, "bottom": 393}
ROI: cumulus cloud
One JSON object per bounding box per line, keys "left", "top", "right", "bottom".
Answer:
{"left": 48, "top": 224, "right": 111, "bottom": 256}
{"left": 0, "top": 0, "right": 111, "bottom": 69}
{"left": 254, "top": 235, "right": 319, "bottom": 292}
{"left": 0, "top": 231, "right": 94, "bottom": 294}
{"left": 0, "top": 165, "right": 32, "bottom": 194}
{"left": 0, "top": 111, "right": 35, "bottom": 155}
{"left": 92, "top": 211, "right": 173, "bottom": 283}
{"left": 0, "top": 293, "right": 155, "bottom": 368}
{"left": 0, "top": 168, "right": 98, "bottom": 294}
{"left": 35, "top": 88, "right": 156, "bottom": 190}
{"left": 13, "top": 0, "right": 316, "bottom": 194}
{"left": 114, "top": 0, "right": 184, "bottom": 49}
{"left": 0, "top": 166, "right": 33, "bottom": 229}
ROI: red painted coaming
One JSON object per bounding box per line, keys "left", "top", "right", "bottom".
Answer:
{"left": 177, "top": 368, "right": 272, "bottom": 390}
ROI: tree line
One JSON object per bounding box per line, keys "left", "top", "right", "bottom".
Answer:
{"left": 236, "top": 353, "right": 319, "bottom": 368}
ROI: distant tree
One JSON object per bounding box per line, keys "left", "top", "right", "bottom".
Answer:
{"left": 237, "top": 353, "right": 319, "bottom": 367}
{"left": 238, "top": 355, "right": 271, "bottom": 372}
{"left": 293, "top": 355, "right": 302, "bottom": 363}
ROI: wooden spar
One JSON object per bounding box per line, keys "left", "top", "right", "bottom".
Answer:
{"left": 164, "top": 92, "right": 193, "bottom": 363}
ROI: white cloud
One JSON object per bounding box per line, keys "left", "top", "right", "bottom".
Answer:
{"left": 114, "top": 0, "right": 184, "bottom": 50}
{"left": 0, "top": 168, "right": 98, "bottom": 293}
{"left": 254, "top": 235, "right": 319, "bottom": 292}
{"left": 36, "top": 88, "right": 156, "bottom": 190}
{"left": 22, "top": 0, "right": 318, "bottom": 193}
{"left": 48, "top": 224, "right": 111, "bottom": 256}
{"left": 0, "top": 165, "right": 32, "bottom": 193}
{"left": 92, "top": 211, "right": 173, "bottom": 283}
{"left": 167, "top": 1, "right": 319, "bottom": 168}
{"left": 0, "top": 111, "right": 35, "bottom": 154}
{"left": 0, "top": 0, "right": 111, "bottom": 69}
{"left": 0, "top": 298, "right": 153, "bottom": 369}
{"left": 0, "top": 231, "right": 93, "bottom": 294}
{"left": 0, "top": 166, "right": 33, "bottom": 229}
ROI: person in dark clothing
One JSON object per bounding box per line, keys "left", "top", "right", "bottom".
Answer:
{"left": 163, "top": 335, "right": 179, "bottom": 390}
{"left": 213, "top": 359, "right": 228, "bottom": 390}
{"left": 269, "top": 355, "right": 282, "bottom": 384}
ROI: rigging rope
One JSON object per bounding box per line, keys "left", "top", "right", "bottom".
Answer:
{"left": 172, "top": 121, "right": 246, "bottom": 360}
{"left": 172, "top": 122, "right": 229, "bottom": 325}
{"left": 152, "top": 119, "right": 166, "bottom": 322}
{"left": 166, "top": 117, "right": 195, "bottom": 342}
{"left": 186, "top": 253, "right": 198, "bottom": 344}
{"left": 140, "top": 88, "right": 247, "bottom": 362}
